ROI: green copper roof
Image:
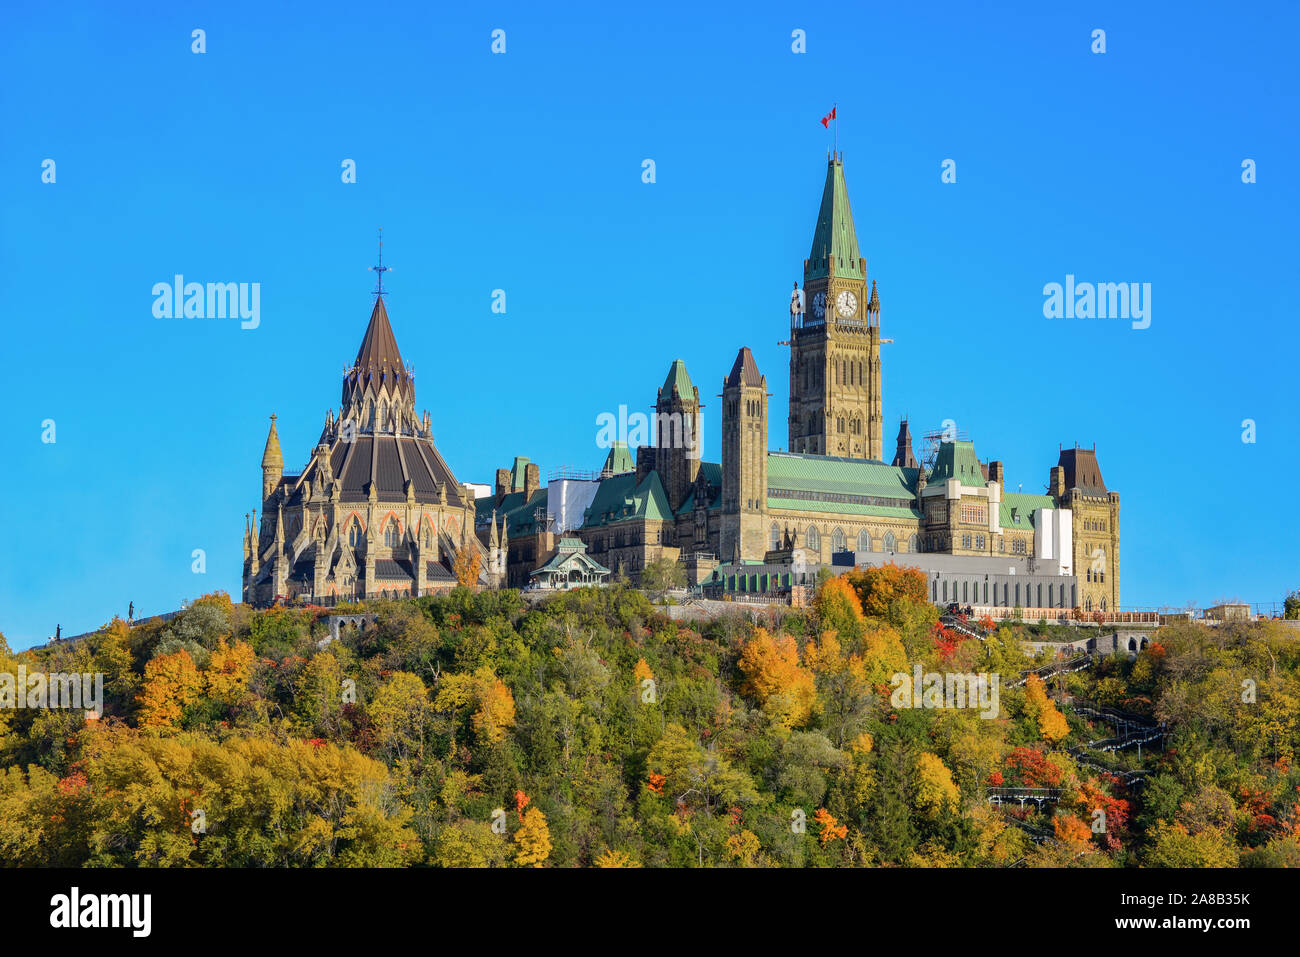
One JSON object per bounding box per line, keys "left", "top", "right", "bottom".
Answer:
{"left": 806, "top": 158, "right": 864, "bottom": 281}
{"left": 661, "top": 359, "right": 695, "bottom": 401}
{"left": 676, "top": 461, "right": 723, "bottom": 516}
{"left": 476, "top": 487, "right": 549, "bottom": 537}
{"left": 581, "top": 470, "right": 673, "bottom": 528}
{"left": 927, "top": 441, "right": 986, "bottom": 487}
{"left": 1000, "top": 492, "right": 1055, "bottom": 530}
{"left": 602, "top": 442, "right": 635, "bottom": 475}
{"left": 766, "top": 451, "right": 917, "bottom": 500}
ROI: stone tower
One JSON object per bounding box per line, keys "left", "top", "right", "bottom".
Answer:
{"left": 788, "top": 154, "right": 883, "bottom": 460}
{"left": 720, "top": 347, "right": 768, "bottom": 561}
{"left": 655, "top": 359, "right": 701, "bottom": 514}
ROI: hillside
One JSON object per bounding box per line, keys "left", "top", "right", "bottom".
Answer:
{"left": 2, "top": 569, "right": 1298, "bottom": 868}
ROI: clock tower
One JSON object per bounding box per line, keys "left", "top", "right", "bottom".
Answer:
{"left": 788, "top": 153, "right": 883, "bottom": 460}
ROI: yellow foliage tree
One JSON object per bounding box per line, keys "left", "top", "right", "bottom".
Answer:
{"left": 594, "top": 848, "right": 642, "bottom": 868}
{"left": 726, "top": 829, "right": 762, "bottom": 866}
{"left": 137, "top": 649, "right": 202, "bottom": 731}
{"left": 206, "top": 638, "right": 255, "bottom": 706}
{"left": 914, "top": 752, "right": 960, "bottom": 820}
{"left": 737, "top": 628, "right": 817, "bottom": 729}
{"left": 454, "top": 548, "right": 482, "bottom": 588}
{"left": 470, "top": 668, "right": 516, "bottom": 744}
{"left": 1023, "top": 674, "right": 1070, "bottom": 742}
{"left": 514, "top": 806, "right": 552, "bottom": 867}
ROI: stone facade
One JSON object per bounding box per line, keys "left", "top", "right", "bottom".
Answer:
{"left": 242, "top": 296, "right": 482, "bottom": 605}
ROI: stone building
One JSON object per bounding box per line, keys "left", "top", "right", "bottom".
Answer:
{"left": 242, "top": 293, "right": 483, "bottom": 605}
{"left": 480, "top": 152, "right": 1122, "bottom": 609}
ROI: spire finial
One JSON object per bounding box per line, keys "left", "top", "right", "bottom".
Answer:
{"left": 370, "top": 227, "right": 391, "bottom": 298}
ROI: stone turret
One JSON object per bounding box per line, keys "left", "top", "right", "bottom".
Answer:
{"left": 262, "top": 415, "right": 284, "bottom": 499}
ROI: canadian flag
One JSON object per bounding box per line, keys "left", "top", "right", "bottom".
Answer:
{"left": 820, "top": 106, "right": 836, "bottom": 128}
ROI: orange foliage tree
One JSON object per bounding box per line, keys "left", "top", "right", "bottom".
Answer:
{"left": 737, "top": 628, "right": 817, "bottom": 728}
{"left": 137, "top": 649, "right": 202, "bottom": 730}
{"left": 843, "top": 563, "right": 928, "bottom": 619}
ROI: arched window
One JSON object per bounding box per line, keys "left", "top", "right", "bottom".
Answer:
{"left": 1085, "top": 596, "right": 1092, "bottom": 612}
{"left": 831, "top": 528, "right": 846, "bottom": 552}
{"left": 423, "top": 522, "right": 433, "bottom": 548}
{"left": 770, "top": 523, "right": 781, "bottom": 551}
{"left": 806, "top": 526, "right": 820, "bottom": 551}
{"left": 858, "top": 529, "right": 873, "bottom": 552}
{"left": 883, "top": 531, "right": 896, "bottom": 552}
{"left": 348, "top": 520, "right": 362, "bottom": 547}
{"left": 384, "top": 519, "right": 399, "bottom": 547}
{"left": 908, "top": 534, "right": 919, "bottom": 553}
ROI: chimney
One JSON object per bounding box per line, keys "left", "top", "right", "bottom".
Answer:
{"left": 524, "top": 463, "right": 540, "bottom": 500}
{"left": 988, "top": 460, "right": 1004, "bottom": 486}
{"left": 495, "top": 468, "right": 510, "bottom": 505}
{"left": 1049, "top": 465, "right": 1066, "bottom": 499}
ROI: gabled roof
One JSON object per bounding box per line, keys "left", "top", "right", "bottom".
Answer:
{"left": 806, "top": 157, "right": 864, "bottom": 281}
{"left": 1058, "top": 447, "right": 1107, "bottom": 493}
{"left": 927, "top": 441, "right": 986, "bottom": 487}
{"left": 677, "top": 461, "right": 722, "bottom": 516}
{"left": 1000, "top": 492, "right": 1056, "bottom": 530}
{"left": 476, "top": 487, "right": 549, "bottom": 537}
{"left": 581, "top": 470, "right": 673, "bottom": 528}
{"left": 602, "top": 443, "right": 635, "bottom": 475}
{"left": 725, "top": 347, "right": 764, "bottom": 388}
{"left": 660, "top": 359, "right": 695, "bottom": 401}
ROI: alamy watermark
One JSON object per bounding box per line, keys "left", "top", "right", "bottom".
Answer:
{"left": 595, "top": 405, "right": 700, "bottom": 460}
{"left": 152, "top": 275, "right": 260, "bottom": 329}
{"left": 1043, "top": 275, "right": 1150, "bottom": 330}
{"left": 890, "top": 665, "right": 1000, "bottom": 719}
{"left": 1, "top": 667, "right": 104, "bottom": 717}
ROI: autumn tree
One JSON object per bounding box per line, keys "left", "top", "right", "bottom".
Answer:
{"left": 137, "top": 649, "right": 202, "bottom": 731}
{"left": 737, "top": 628, "right": 817, "bottom": 729}
{"left": 514, "top": 806, "right": 552, "bottom": 867}
{"left": 1023, "top": 674, "right": 1070, "bottom": 742}
{"left": 453, "top": 548, "right": 482, "bottom": 588}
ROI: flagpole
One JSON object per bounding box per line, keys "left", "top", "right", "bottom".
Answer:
{"left": 834, "top": 102, "right": 837, "bottom": 157}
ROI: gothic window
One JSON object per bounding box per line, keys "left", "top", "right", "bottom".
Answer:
{"left": 858, "top": 529, "right": 873, "bottom": 552}
{"left": 883, "top": 531, "right": 896, "bottom": 551}
{"left": 384, "top": 519, "right": 399, "bottom": 547}
{"left": 348, "top": 520, "right": 362, "bottom": 547}
{"left": 831, "top": 528, "right": 846, "bottom": 552}
{"left": 908, "top": 534, "right": 918, "bottom": 553}
{"left": 423, "top": 523, "right": 433, "bottom": 548}
{"left": 806, "top": 526, "right": 820, "bottom": 551}
{"left": 770, "top": 523, "right": 781, "bottom": 551}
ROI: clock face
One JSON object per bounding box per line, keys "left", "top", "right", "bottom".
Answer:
{"left": 836, "top": 290, "right": 858, "bottom": 317}
{"left": 811, "top": 292, "right": 826, "bottom": 319}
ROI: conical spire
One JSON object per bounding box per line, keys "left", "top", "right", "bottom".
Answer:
{"left": 867, "top": 279, "right": 880, "bottom": 313}
{"left": 725, "top": 347, "right": 764, "bottom": 388}
{"left": 660, "top": 359, "right": 695, "bottom": 401}
{"left": 262, "top": 415, "right": 284, "bottom": 469}
{"left": 352, "top": 297, "right": 407, "bottom": 380}
{"left": 806, "top": 156, "right": 864, "bottom": 281}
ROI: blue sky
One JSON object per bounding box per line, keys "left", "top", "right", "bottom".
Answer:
{"left": 2, "top": 1, "right": 1297, "bottom": 647}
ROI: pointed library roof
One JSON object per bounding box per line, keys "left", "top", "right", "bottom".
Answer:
{"left": 345, "top": 297, "right": 412, "bottom": 399}
{"left": 262, "top": 415, "right": 284, "bottom": 469}
{"left": 353, "top": 296, "right": 406, "bottom": 375}
{"left": 806, "top": 156, "right": 864, "bottom": 281}
{"left": 725, "top": 347, "right": 764, "bottom": 388}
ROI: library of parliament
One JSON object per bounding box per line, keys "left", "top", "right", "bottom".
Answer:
{"left": 243, "top": 153, "right": 1121, "bottom": 615}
